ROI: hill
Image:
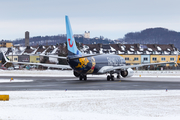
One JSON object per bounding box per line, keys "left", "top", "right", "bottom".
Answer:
{"left": 3, "top": 27, "right": 180, "bottom": 49}
{"left": 11, "top": 35, "right": 114, "bottom": 46}
{"left": 123, "top": 27, "right": 180, "bottom": 49}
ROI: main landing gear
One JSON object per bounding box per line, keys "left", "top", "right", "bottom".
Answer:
{"left": 117, "top": 74, "right": 120, "bottom": 79}
{"left": 107, "top": 75, "right": 114, "bottom": 81}
{"left": 79, "top": 75, "right": 87, "bottom": 81}
{"left": 107, "top": 73, "right": 121, "bottom": 81}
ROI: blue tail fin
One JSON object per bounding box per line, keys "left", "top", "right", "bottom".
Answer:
{"left": 65, "top": 16, "right": 82, "bottom": 56}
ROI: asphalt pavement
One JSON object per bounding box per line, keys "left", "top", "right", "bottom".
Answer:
{"left": 0, "top": 76, "right": 180, "bottom": 91}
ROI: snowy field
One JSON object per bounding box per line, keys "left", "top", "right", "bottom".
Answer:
{"left": 1, "top": 70, "right": 180, "bottom": 120}
{"left": 1, "top": 90, "right": 180, "bottom": 120}
{"left": 0, "top": 69, "right": 75, "bottom": 77}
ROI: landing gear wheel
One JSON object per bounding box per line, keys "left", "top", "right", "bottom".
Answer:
{"left": 107, "top": 75, "right": 110, "bottom": 81}
{"left": 79, "top": 76, "right": 82, "bottom": 81}
{"left": 84, "top": 75, "right": 87, "bottom": 81}
{"left": 117, "top": 74, "right": 120, "bottom": 79}
{"left": 79, "top": 75, "right": 87, "bottom": 81}
{"left": 111, "top": 75, "right": 114, "bottom": 81}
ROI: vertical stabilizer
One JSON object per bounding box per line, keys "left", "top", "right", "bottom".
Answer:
{"left": 65, "top": 16, "right": 82, "bottom": 56}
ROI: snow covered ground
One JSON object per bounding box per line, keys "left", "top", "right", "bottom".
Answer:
{"left": 0, "top": 69, "right": 75, "bottom": 77}
{"left": 1, "top": 70, "right": 180, "bottom": 120}
{"left": 0, "top": 69, "right": 180, "bottom": 77}
{"left": 134, "top": 70, "right": 180, "bottom": 76}
{"left": 1, "top": 90, "right": 180, "bottom": 120}
{"left": 0, "top": 79, "right": 33, "bottom": 83}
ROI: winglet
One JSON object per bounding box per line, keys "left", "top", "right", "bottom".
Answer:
{"left": 2, "top": 52, "right": 10, "bottom": 63}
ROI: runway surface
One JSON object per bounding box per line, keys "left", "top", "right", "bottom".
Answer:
{"left": 0, "top": 76, "right": 180, "bottom": 91}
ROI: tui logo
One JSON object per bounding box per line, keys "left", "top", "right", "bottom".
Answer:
{"left": 68, "top": 38, "right": 74, "bottom": 47}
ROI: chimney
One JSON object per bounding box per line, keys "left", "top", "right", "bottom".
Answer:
{"left": 118, "top": 44, "right": 121, "bottom": 48}
{"left": 98, "top": 43, "right": 102, "bottom": 48}
{"left": 169, "top": 44, "right": 174, "bottom": 48}
{"left": 135, "top": 44, "right": 140, "bottom": 48}
{"left": 154, "top": 44, "right": 157, "bottom": 48}
{"left": 27, "top": 46, "right": 30, "bottom": 49}
{"left": 39, "top": 45, "right": 43, "bottom": 49}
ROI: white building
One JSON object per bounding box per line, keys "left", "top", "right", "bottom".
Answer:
{"left": 84, "top": 31, "right": 90, "bottom": 38}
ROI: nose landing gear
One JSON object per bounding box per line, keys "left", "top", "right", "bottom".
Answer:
{"left": 79, "top": 75, "right": 87, "bottom": 81}
{"left": 107, "top": 73, "right": 120, "bottom": 81}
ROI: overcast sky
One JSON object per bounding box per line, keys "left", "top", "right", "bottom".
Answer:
{"left": 0, "top": 0, "right": 180, "bottom": 40}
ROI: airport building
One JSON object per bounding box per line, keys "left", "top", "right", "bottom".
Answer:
{"left": 84, "top": 31, "right": 90, "bottom": 38}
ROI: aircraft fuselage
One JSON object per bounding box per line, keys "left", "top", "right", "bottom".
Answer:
{"left": 68, "top": 54, "right": 126, "bottom": 75}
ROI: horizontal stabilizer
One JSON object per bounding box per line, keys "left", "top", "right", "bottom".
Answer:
{"left": 38, "top": 54, "right": 67, "bottom": 59}
{"left": 70, "top": 53, "right": 102, "bottom": 60}
{"left": 23, "top": 53, "right": 67, "bottom": 59}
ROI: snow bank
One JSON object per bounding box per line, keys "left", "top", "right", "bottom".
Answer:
{"left": 134, "top": 70, "right": 180, "bottom": 76}
{"left": 1, "top": 70, "right": 180, "bottom": 77}
{"left": 0, "top": 79, "right": 33, "bottom": 83}
{"left": 0, "top": 90, "right": 180, "bottom": 120}
{"left": 0, "top": 70, "right": 74, "bottom": 77}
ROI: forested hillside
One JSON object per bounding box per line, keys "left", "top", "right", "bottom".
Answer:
{"left": 123, "top": 28, "right": 180, "bottom": 49}
{"left": 2, "top": 27, "right": 180, "bottom": 49}
{"left": 12, "top": 35, "right": 114, "bottom": 46}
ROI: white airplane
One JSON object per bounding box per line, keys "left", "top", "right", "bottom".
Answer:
{"left": 2, "top": 16, "right": 179, "bottom": 81}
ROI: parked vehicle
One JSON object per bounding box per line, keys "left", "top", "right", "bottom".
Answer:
{"left": 7, "top": 67, "right": 14, "bottom": 70}
{"left": 0, "top": 66, "right": 7, "bottom": 70}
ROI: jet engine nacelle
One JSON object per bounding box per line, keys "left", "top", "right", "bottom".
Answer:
{"left": 121, "top": 68, "right": 134, "bottom": 78}
{"left": 74, "top": 71, "right": 80, "bottom": 77}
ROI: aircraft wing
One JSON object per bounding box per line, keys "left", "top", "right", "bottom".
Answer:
{"left": 102, "top": 51, "right": 179, "bottom": 73}
{"left": 38, "top": 54, "right": 67, "bottom": 59}
{"left": 2, "top": 52, "right": 71, "bottom": 69}
{"left": 8, "top": 61, "right": 71, "bottom": 69}
{"left": 23, "top": 53, "right": 67, "bottom": 59}
{"left": 102, "top": 61, "right": 176, "bottom": 73}
{"left": 70, "top": 54, "right": 101, "bottom": 60}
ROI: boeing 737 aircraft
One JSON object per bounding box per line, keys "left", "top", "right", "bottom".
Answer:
{"left": 2, "top": 16, "right": 178, "bottom": 81}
